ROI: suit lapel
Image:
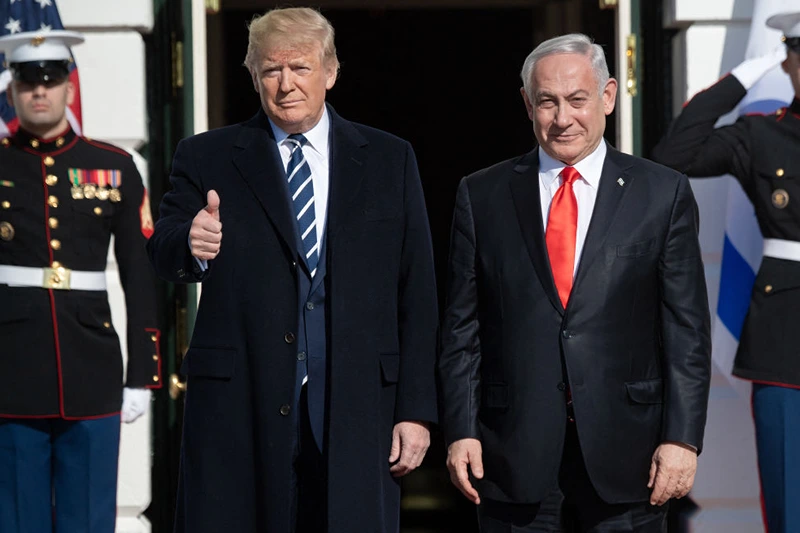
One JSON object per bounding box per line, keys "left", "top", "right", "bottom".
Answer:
{"left": 572, "top": 147, "right": 635, "bottom": 292}
{"left": 233, "top": 110, "right": 298, "bottom": 254}
{"left": 324, "top": 105, "right": 369, "bottom": 246}
{"left": 509, "top": 149, "right": 564, "bottom": 314}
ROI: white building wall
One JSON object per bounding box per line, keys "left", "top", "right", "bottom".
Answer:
{"left": 666, "top": 1, "right": 764, "bottom": 531}
{"left": 58, "top": 1, "right": 154, "bottom": 532}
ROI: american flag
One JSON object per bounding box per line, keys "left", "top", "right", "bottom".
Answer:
{"left": 0, "top": 0, "right": 82, "bottom": 138}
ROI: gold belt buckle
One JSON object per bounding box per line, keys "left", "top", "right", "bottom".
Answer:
{"left": 43, "top": 266, "right": 71, "bottom": 290}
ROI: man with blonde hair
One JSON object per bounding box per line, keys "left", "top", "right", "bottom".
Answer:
{"left": 148, "top": 7, "right": 438, "bottom": 533}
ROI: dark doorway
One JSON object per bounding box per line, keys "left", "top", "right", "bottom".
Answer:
{"left": 200, "top": 3, "right": 616, "bottom": 532}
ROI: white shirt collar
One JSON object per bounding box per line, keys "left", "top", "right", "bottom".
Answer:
{"left": 538, "top": 140, "right": 607, "bottom": 189}
{"left": 268, "top": 106, "right": 330, "bottom": 160}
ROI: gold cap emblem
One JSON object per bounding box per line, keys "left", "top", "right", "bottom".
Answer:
{"left": 30, "top": 36, "right": 46, "bottom": 47}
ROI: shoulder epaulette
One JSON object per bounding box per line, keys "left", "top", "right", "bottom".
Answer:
{"left": 79, "top": 136, "right": 132, "bottom": 158}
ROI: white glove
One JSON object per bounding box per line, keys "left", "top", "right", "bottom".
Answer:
{"left": 731, "top": 45, "right": 788, "bottom": 90}
{"left": 121, "top": 388, "right": 152, "bottom": 423}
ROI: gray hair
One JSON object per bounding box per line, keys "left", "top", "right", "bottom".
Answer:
{"left": 520, "top": 33, "right": 610, "bottom": 99}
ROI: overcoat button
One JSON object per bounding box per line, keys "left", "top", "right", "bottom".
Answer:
{"left": 279, "top": 404, "right": 291, "bottom": 416}
{"left": 284, "top": 332, "right": 296, "bottom": 344}
{"left": 557, "top": 382, "right": 566, "bottom": 391}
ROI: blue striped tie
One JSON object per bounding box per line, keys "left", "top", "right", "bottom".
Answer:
{"left": 286, "top": 134, "right": 319, "bottom": 277}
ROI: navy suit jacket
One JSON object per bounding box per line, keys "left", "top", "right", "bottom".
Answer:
{"left": 439, "top": 146, "right": 712, "bottom": 504}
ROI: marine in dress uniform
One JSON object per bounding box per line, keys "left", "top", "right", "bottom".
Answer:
{"left": 652, "top": 12, "right": 800, "bottom": 533}
{"left": 0, "top": 31, "right": 161, "bottom": 533}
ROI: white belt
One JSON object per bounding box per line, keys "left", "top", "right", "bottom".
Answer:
{"left": 0, "top": 265, "right": 106, "bottom": 291}
{"left": 763, "top": 239, "right": 800, "bottom": 262}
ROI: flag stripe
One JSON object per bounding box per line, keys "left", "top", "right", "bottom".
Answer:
{"left": 717, "top": 235, "right": 757, "bottom": 340}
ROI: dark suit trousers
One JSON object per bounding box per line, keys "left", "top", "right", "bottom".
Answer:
{"left": 478, "top": 423, "right": 667, "bottom": 533}
{"left": 294, "top": 386, "right": 327, "bottom": 533}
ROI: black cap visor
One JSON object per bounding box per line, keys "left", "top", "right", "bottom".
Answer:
{"left": 10, "top": 60, "right": 70, "bottom": 85}
{"left": 786, "top": 37, "right": 800, "bottom": 54}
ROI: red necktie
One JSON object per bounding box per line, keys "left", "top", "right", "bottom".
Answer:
{"left": 546, "top": 166, "right": 580, "bottom": 308}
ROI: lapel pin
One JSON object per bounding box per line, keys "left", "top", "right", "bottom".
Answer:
{"left": 617, "top": 178, "right": 625, "bottom": 187}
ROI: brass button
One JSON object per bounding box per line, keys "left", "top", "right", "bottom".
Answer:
{"left": 284, "top": 332, "right": 296, "bottom": 344}
{"left": 776, "top": 168, "right": 785, "bottom": 178}
{"left": 1, "top": 201, "right": 9, "bottom": 209}
{"left": 1, "top": 138, "right": 8, "bottom": 146}
{"left": 151, "top": 334, "right": 158, "bottom": 342}
{"left": 55, "top": 137, "right": 65, "bottom": 147}
{"left": 30, "top": 139, "right": 39, "bottom": 148}
{"left": 153, "top": 376, "right": 160, "bottom": 383}
{"left": 765, "top": 285, "right": 773, "bottom": 293}
{"left": 103, "top": 321, "right": 111, "bottom": 328}
{"left": 45, "top": 174, "right": 58, "bottom": 186}
{"left": 44, "top": 156, "right": 54, "bottom": 167}
{"left": 94, "top": 207, "right": 102, "bottom": 216}
{"left": 50, "top": 239, "right": 61, "bottom": 250}
{"left": 279, "top": 404, "right": 291, "bottom": 416}
{"left": 152, "top": 354, "right": 159, "bottom": 361}
{"left": 51, "top": 261, "right": 62, "bottom": 268}
{"left": 48, "top": 195, "right": 58, "bottom": 208}
{"left": 48, "top": 217, "right": 59, "bottom": 229}
{"left": 0, "top": 221, "right": 14, "bottom": 241}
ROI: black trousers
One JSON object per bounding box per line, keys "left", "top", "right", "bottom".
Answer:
{"left": 294, "top": 386, "right": 327, "bottom": 533}
{"left": 478, "top": 423, "right": 667, "bottom": 533}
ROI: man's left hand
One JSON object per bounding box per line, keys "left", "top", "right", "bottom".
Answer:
{"left": 388, "top": 421, "right": 430, "bottom": 478}
{"left": 647, "top": 442, "right": 698, "bottom": 506}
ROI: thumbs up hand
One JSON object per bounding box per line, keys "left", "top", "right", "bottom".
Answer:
{"left": 189, "top": 190, "right": 223, "bottom": 260}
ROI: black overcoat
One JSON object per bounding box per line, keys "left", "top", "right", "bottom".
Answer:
{"left": 147, "top": 106, "right": 438, "bottom": 533}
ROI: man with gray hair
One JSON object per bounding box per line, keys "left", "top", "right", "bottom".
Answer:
{"left": 439, "top": 33, "right": 711, "bottom": 532}
{"left": 148, "top": 7, "right": 438, "bottom": 533}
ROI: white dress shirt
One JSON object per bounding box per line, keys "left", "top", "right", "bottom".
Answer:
{"left": 269, "top": 108, "right": 331, "bottom": 250}
{"left": 538, "top": 141, "right": 607, "bottom": 277}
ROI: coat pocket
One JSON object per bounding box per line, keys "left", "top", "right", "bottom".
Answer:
{"left": 625, "top": 378, "right": 663, "bottom": 404}
{"left": 380, "top": 353, "right": 400, "bottom": 384}
{"left": 617, "top": 238, "right": 656, "bottom": 257}
{"left": 181, "top": 347, "right": 237, "bottom": 379}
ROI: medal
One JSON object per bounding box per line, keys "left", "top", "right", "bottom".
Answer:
{"left": 84, "top": 184, "right": 97, "bottom": 200}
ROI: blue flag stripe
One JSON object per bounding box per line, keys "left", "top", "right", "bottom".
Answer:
{"left": 717, "top": 234, "right": 757, "bottom": 340}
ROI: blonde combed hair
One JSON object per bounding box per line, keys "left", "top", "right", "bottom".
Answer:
{"left": 243, "top": 7, "right": 339, "bottom": 74}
